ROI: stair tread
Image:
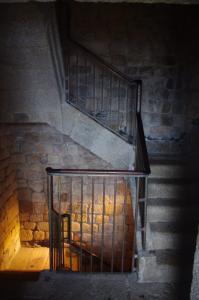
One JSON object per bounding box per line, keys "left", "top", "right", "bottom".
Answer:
{"left": 147, "top": 198, "right": 199, "bottom": 207}
{"left": 149, "top": 155, "right": 187, "bottom": 165}
{"left": 148, "top": 250, "right": 194, "bottom": 266}
{"left": 149, "top": 221, "right": 198, "bottom": 234}
{"left": 148, "top": 177, "right": 190, "bottom": 184}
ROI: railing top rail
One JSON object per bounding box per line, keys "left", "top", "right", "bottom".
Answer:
{"left": 46, "top": 167, "right": 150, "bottom": 177}
{"left": 67, "top": 38, "right": 141, "bottom": 88}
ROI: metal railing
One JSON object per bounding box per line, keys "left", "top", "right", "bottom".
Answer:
{"left": 48, "top": 9, "right": 151, "bottom": 271}
{"left": 47, "top": 168, "right": 149, "bottom": 273}
{"left": 65, "top": 39, "right": 140, "bottom": 144}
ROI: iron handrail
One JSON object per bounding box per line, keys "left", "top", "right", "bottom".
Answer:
{"left": 136, "top": 113, "right": 151, "bottom": 174}
{"left": 46, "top": 167, "right": 150, "bottom": 176}
{"left": 67, "top": 38, "right": 140, "bottom": 88}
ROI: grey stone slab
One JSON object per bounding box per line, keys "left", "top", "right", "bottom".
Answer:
{"left": 62, "top": 103, "right": 134, "bottom": 168}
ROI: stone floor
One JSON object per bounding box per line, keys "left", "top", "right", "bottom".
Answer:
{"left": 0, "top": 271, "right": 191, "bottom": 300}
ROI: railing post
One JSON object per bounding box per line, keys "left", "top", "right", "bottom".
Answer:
{"left": 136, "top": 80, "right": 142, "bottom": 114}
{"left": 47, "top": 174, "right": 54, "bottom": 271}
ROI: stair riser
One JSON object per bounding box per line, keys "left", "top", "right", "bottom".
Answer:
{"left": 147, "top": 206, "right": 194, "bottom": 222}
{"left": 150, "top": 164, "right": 185, "bottom": 179}
{"left": 138, "top": 256, "right": 181, "bottom": 283}
{"left": 148, "top": 183, "right": 184, "bottom": 198}
{"left": 146, "top": 232, "right": 192, "bottom": 250}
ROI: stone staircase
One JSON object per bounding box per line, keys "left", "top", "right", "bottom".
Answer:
{"left": 139, "top": 157, "right": 198, "bottom": 283}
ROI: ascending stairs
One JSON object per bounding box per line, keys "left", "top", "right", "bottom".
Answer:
{"left": 139, "top": 157, "right": 198, "bottom": 283}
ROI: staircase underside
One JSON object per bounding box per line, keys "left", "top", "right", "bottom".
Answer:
{"left": 61, "top": 102, "right": 135, "bottom": 169}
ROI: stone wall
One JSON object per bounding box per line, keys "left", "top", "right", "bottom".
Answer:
{"left": 0, "top": 3, "right": 63, "bottom": 130}
{"left": 60, "top": 2, "right": 199, "bottom": 156}
{"left": 0, "top": 123, "right": 133, "bottom": 269}
{"left": 2, "top": 123, "right": 110, "bottom": 244}
{"left": 191, "top": 226, "right": 199, "bottom": 300}
{"left": 0, "top": 126, "right": 20, "bottom": 270}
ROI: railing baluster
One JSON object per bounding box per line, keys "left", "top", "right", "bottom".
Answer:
{"left": 85, "top": 58, "right": 87, "bottom": 108}
{"left": 125, "top": 85, "right": 128, "bottom": 136}
{"left": 143, "top": 177, "right": 148, "bottom": 250}
{"left": 93, "top": 65, "right": 96, "bottom": 115}
{"left": 100, "top": 177, "right": 105, "bottom": 272}
{"left": 48, "top": 174, "right": 53, "bottom": 270}
{"left": 90, "top": 177, "right": 94, "bottom": 272}
{"left": 68, "top": 45, "right": 70, "bottom": 101}
{"left": 57, "top": 176, "right": 62, "bottom": 269}
{"left": 80, "top": 177, "right": 83, "bottom": 271}
{"left": 111, "top": 178, "right": 117, "bottom": 272}
{"left": 121, "top": 178, "right": 127, "bottom": 272}
{"left": 101, "top": 70, "right": 104, "bottom": 112}
{"left": 132, "top": 177, "right": 140, "bottom": 272}
{"left": 118, "top": 80, "right": 121, "bottom": 133}
{"left": 69, "top": 177, "right": 72, "bottom": 271}
{"left": 109, "top": 74, "right": 112, "bottom": 126}
{"left": 76, "top": 52, "right": 79, "bottom": 104}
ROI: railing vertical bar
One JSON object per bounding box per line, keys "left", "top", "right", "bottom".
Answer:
{"left": 90, "top": 177, "right": 94, "bottom": 272}
{"left": 57, "top": 176, "right": 62, "bottom": 269}
{"left": 109, "top": 74, "right": 112, "bottom": 125}
{"left": 143, "top": 177, "right": 148, "bottom": 250}
{"left": 67, "top": 45, "right": 70, "bottom": 101}
{"left": 101, "top": 70, "right": 104, "bottom": 112}
{"left": 118, "top": 80, "right": 121, "bottom": 133}
{"left": 48, "top": 174, "right": 53, "bottom": 271}
{"left": 76, "top": 52, "right": 79, "bottom": 104}
{"left": 85, "top": 58, "right": 87, "bottom": 107}
{"left": 132, "top": 177, "right": 140, "bottom": 272}
{"left": 121, "top": 178, "right": 127, "bottom": 272}
{"left": 111, "top": 178, "right": 117, "bottom": 272}
{"left": 126, "top": 86, "right": 129, "bottom": 136}
{"left": 93, "top": 65, "right": 96, "bottom": 115}
{"left": 100, "top": 177, "right": 105, "bottom": 272}
{"left": 80, "top": 177, "right": 83, "bottom": 272}
{"left": 69, "top": 177, "right": 72, "bottom": 271}
{"left": 62, "top": 218, "right": 65, "bottom": 269}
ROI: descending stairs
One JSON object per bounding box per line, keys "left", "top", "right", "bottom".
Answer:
{"left": 139, "top": 157, "right": 198, "bottom": 283}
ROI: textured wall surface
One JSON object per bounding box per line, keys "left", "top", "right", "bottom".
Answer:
{"left": 0, "top": 3, "right": 63, "bottom": 130}
{"left": 0, "top": 123, "right": 110, "bottom": 244}
{"left": 0, "top": 123, "right": 134, "bottom": 270}
{"left": 0, "top": 126, "right": 20, "bottom": 270}
{"left": 191, "top": 226, "right": 199, "bottom": 300}
{"left": 64, "top": 2, "right": 199, "bottom": 156}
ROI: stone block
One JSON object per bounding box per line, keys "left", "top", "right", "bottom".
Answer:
{"left": 37, "top": 221, "right": 49, "bottom": 232}
{"left": 28, "top": 180, "right": 43, "bottom": 192}
{"left": 20, "top": 229, "right": 33, "bottom": 241}
{"left": 23, "top": 221, "right": 36, "bottom": 230}
{"left": 82, "top": 223, "right": 91, "bottom": 233}
{"left": 32, "top": 192, "right": 45, "bottom": 203}
{"left": 72, "top": 222, "right": 80, "bottom": 232}
{"left": 34, "top": 231, "right": 45, "bottom": 241}
{"left": 30, "top": 214, "right": 43, "bottom": 222}
{"left": 95, "top": 215, "right": 109, "bottom": 224}
{"left": 18, "top": 188, "right": 32, "bottom": 202}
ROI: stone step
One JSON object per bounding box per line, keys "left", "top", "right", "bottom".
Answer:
{"left": 148, "top": 178, "right": 186, "bottom": 199}
{"left": 146, "top": 222, "right": 197, "bottom": 251}
{"left": 147, "top": 198, "right": 198, "bottom": 222}
{"left": 150, "top": 161, "right": 186, "bottom": 179}
{"left": 61, "top": 102, "right": 134, "bottom": 169}
{"left": 138, "top": 250, "right": 192, "bottom": 282}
